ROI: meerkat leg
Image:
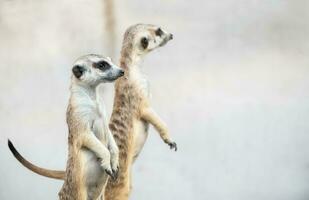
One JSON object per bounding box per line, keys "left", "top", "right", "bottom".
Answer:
{"left": 104, "top": 157, "right": 132, "bottom": 200}
{"left": 82, "top": 132, "right": 113, "bottom": 176}
{"left": 141, "top": 107, "right": 177, "bottom": 151}
{"left": 100, "top": 115, "right": 119, "bottom": 176}
{"left": 107, "top": 129, "right": 119, "bottom": 175}
{"left": 104, "top": 174, "right": 131, "bottom": 200}
{"left": 92, "top": 118, "right": 119, "bottom": 176}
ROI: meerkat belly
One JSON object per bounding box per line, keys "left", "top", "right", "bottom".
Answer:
{"left": 81, "top": 117, "right": 108, "bottom": 199}
{"left": 80, "top": 148, "right": 107, "bottom": 199}
{"left": 132, "top": 118, "right": 149, "bottom": 160}
{"left": 81, "top": 139, "right": 107, "bottom": 199}
{"left": 132, "top": 77, "right": 151, "bottom": 160}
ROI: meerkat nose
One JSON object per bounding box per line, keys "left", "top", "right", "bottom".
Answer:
{"left": 119, "top": 70, "right": 125, "bottom": 76}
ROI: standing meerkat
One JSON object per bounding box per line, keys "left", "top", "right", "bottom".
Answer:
{"left": 8, "top": 54, "right": 123, "bottom": 200}
{"left": 104, "top": 23, "right": 177, "bottom": 200}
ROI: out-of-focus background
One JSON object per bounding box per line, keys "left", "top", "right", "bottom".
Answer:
{"left": 1, "top": 0, "right": 309, "bottom": 199}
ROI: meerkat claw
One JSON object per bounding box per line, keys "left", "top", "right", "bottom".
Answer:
{"left": 168, "top": 142, "right": 177, "bottom": 151}
{"left": 105, "top": 169, "right": 114, "bottom": 179}
{"left": 112, "top": 167, "right": 119, "bottom": 180}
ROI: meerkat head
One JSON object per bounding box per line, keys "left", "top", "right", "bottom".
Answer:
{"left": 72, "top": 54, "right": 124, "bottom": 87}
{"left": 123, "top": 24, "right": 173, "bottom": 56}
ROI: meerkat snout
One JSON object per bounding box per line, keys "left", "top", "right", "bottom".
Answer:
{"left": 119, "top": 70, "right": 125, "bottom": 76}
{"left": 106, "top": 67, "right": 124, "bottom": 82}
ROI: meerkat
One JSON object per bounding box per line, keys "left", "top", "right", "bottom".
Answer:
{"left": 8, "top": 54, "right": 123, "bottom": 200}
{"left": 104, "top": 23, "right": 177, "bottom": 200}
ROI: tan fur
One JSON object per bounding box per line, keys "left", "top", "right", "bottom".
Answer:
{"left": 104, "top": 24, "right": 176, "bottom": 200}
{"left": 58, "top": 110, "right": 87, "bottom": 200}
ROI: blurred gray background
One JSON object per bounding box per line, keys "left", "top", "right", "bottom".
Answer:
{"left": 1, "top": 0, "right": 309, "bottom": 199}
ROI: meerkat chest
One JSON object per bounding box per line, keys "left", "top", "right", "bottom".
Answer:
{"left": 77, "top": 102, "right": 106, "bottom": 141}
{"left": 131, "top": 71, "right": 151, "bottom": 98}
{"left": 138, "top": 77, "right": 150, "bottom": 97}
{"left": 92, "top": 103, "right": 108, "bottom": 142}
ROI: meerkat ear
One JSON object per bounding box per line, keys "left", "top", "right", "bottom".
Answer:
{"left": 72, "top": 65, "right": 85, "bottom": 79}
{"left": 141, "top": 37, "right": 149, "bottom": 49}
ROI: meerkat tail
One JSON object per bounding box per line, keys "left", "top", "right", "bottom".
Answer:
{"left": 7, "top": 139, "right": 65, "bottom": 180}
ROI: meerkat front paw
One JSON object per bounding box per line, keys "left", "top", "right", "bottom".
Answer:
{"left": 164, "top": 139, "right": 177, "bottom": 151}
{"left": 111, "top": 160, "right": 119, "bottom": 177}
{"left": 104, "top": 168, "right": 114, "bottom": 178}
{"left": 110, "top": 153, "right": 119, "bottom": 179}
{"left": 103, "top": 165, "right": 117, "bottom": 180}
{"left": 111, "top": 165, "right": 119, "bottom": 180}
{"left": 101, "top": 161, "right": 115, "bottom": 179}
{"left": 168, "top": 142, "right": 177, "bottom": 151}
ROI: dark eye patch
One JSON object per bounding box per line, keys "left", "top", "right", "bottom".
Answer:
{"left": 141, "top": 37, "right": 149, "bottom": 49}
{"left": 155, "top": 28, "right": 163, "bottom": 37}
{"left": 93, "top": 60, "right": 111, "bottom": 71}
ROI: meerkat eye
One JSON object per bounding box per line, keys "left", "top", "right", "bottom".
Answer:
{"left": 93, "top": 61, "right": 111, "bottom": 71}
{"left": 141, "top": 37, "right": 149, "bottom": 49}
{"left": 155, "top": 28, "right": 163, "bottom": 37}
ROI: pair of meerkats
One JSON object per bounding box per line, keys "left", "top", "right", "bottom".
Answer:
{"left": 8, "top": 23, "right": 177, "bottom": 200}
